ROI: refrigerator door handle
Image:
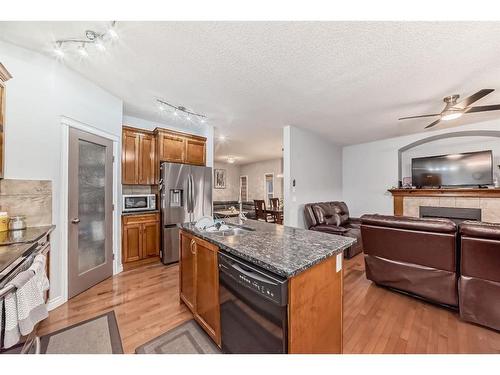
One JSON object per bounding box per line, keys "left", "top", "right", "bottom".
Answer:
{"left": 187, "top": 173, "right": 193, "bottom": 214}
{"left": 190, "top": 174, "right": 195, "bottom": 213}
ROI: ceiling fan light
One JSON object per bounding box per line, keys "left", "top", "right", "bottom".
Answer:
{"left": 441, "top": 111, "right": 463, "bottom": 121}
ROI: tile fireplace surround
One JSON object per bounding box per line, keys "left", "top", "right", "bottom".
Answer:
{"left": 404, "top": 197, "right": 500, "bottom": 223}
{"left": 388, "top": 189, "right": 500, "bottom": 224}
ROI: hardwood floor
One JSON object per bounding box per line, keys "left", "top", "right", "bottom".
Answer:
{"left": 39, "top": 254, "right": 500, "bottom": 354}
{"left": 38, "top": 260, "right": 192, "bottom": 354}
{"left": 343, "top": 254, "right": 500, "bottom": 354}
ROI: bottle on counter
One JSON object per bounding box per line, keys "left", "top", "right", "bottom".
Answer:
{"left": 0, "top": 212, "right": 9, "bottom": 232}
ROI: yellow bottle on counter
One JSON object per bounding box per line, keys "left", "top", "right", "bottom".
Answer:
{"left": 0, "top": 212, "right": 9, "bottom": 232}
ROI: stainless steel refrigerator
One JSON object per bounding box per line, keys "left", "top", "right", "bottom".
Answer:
{"left": 159, "top": 162, "right": 212, "bottom": 264}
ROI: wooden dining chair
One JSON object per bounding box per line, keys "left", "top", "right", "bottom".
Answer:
{"left": 254, "top": 200, "right": 272, "bottom": 222}
{"left": 269, "top": 198, "right": 283, "bottom": 224}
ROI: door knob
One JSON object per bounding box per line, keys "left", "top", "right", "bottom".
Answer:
{"left": 71, "top": 218, "right": 80, "bottom": 224}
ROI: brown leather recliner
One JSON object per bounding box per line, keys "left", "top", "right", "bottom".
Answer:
{"left": 361, "top": 214, "right": 459, "bottom": 307}
{"left": 459, "top": 221, "right": 500, "bottom": 331}
{"left": 304, "top": 201, "right": 363, "bottom": 258}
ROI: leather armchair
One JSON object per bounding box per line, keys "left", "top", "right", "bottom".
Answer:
{"left": 361, "top": 214, "right": 459, "bottom": 307}
{"left": 459, "top": 221, "right": 500, "bottom": 331}
{"left": 304, "top": 201, "right": 363, "bottom": 258}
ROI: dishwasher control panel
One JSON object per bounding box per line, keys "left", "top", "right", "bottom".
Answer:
{"left": 218, "top": 251, "right": 288, "bottom": 306}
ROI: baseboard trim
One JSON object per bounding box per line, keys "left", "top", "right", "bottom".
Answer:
{"left": 47, "top": 295, "right": 66, "bottom": 311}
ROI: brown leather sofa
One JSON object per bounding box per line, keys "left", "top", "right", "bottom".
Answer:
{"left": 459, "top": 221, "right": 500, "bottom": 331}
{"left": 304, "top": 201, "right": 363, "bottom": 258}
{"left": 361, "top": 214, "right": 459, "bottom": 307}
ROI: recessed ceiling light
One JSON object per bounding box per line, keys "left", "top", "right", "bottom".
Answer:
{"left": 78, "top": 45, "right": 88, "bottom": 57}
{"left": 218, "top": 135, "right": 226, "bottom": 141}
{"left": 108, "top": 27, "right": 118, "bottom": 40}
{"left": 53, "top": 46, "right": 64, "bottom": 58}
{"left": 95, "top": 40, "right": 106, "bottom": 51}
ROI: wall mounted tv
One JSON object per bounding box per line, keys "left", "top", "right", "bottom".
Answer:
{"left": 411, "top": 150, "right": 493, "bottom": 188}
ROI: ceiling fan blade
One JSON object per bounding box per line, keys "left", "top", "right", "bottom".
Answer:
{"left": 425, "top": 119, "right": 441, "bottom": 129}
{"left": 398, "top": 114, "right": 440, "bottom": 120}
{"left": 465, "top": 104, "right": 500, "bottom": 113}
{"left": 454, "top": 89, "right": 495, "bottom": 109}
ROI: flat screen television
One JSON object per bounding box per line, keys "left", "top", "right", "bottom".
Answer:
{"left": 411, "top": 150, "right": 493, "bottom": 188}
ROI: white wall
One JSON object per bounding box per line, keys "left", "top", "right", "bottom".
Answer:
{"left": 1, "top": 40, "right": 123, "bottom": 309}
{"left": 283, "top": 126, "right": 343, "bottom": 228}
{"left": 123, "top": 115, "right": 214, "bottom": 168}
{"left": 213, "top": 162, "right": 240, "bottom": 201}
{"left": 343, "top": 120, "right": 500, "bottom": 217}
{"left": 240, "top": 158, "right": 283, "bottom": 202}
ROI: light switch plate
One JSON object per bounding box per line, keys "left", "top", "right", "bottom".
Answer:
{"left": 336, "top": 253, "right": 343, "bottom": 272}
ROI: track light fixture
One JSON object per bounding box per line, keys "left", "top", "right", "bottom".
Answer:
{"left": 52, "top": 21, "right": 118, "bottom": 59}
{"left": 156, "top": 98, "right": 207, "bottom": 121}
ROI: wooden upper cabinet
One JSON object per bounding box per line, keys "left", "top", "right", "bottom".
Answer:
{"left": 157, "top": 131, "right": 186, "bottom": 163}
{"left": 156, "top": 129, "right": 207, "bottom": 166}
{"left": 122, "top": 126, "right": 207, "bottom": 184}
{"left": 122, "top": 127, "right": 156, "bottom": 185}
{"left": 139, "top": 133, "right": 156, "bottom": 184}
{"left": 0, "top": 63, "right": 13, "bottom": 180}
{"left": 122, "top": 129, "right": 140, "bottom": 184}
{"left": 186, "top": 138, "right": 206, "bottom": 166}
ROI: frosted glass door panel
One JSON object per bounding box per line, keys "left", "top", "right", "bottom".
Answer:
{"left": 78, "top": 139, "right": 106, "bottom": 274}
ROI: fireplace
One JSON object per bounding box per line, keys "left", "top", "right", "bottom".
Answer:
{"left": 419, "top": 206, "right": 481, "bottom": 224}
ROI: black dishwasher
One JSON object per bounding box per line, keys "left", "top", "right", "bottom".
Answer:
{"left": 218, "top": 251, "right": 288, "bottom": 354}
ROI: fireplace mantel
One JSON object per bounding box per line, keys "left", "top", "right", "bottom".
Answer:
{"left": 388, "top": 188, "right": 500, "bottom": 216}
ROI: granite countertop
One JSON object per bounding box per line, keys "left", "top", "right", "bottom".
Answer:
{"left": 180, "top": 218, "right": 355, "bottom": 278}
{"left": 0, "top": 225, "right": 55, "bottom": 277}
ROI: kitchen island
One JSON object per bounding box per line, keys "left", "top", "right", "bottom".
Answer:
{"left": 179, "top": 218, "right": 355, "bottom": 354}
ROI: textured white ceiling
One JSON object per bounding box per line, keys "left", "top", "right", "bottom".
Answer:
{"left": 2, "top": 21, "right": 500, "bottom": 163}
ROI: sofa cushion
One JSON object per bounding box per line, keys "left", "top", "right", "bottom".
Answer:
{"left": 460, "top": 221, "right": 500, "bottom": 240}
{"left": 311, "top": 224, "right": 348, "bottom": 235}
{"left": 324, "top": 215, "right": 337, "bottom": 225}
{"left": 361, "top": 214, "right": 456, "bottom": 234}
{"left": 333, "top": 202, "right": 350, "bottom": 226}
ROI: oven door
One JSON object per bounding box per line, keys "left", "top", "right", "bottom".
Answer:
{"left": 219, "top": 265, "right": 288, "bottom": 354}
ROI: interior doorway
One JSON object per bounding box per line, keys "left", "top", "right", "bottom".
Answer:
{"left": 68, "top": 127, "right": 114, "bottom": 298}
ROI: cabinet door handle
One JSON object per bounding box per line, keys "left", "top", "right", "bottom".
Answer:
{"left": 190, "top": 240, "right": 196, "bottom": 255}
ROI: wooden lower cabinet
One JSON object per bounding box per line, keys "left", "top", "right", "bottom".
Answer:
{"left": 287, "top": 254, "right": 343, "bottom": 354}
{"left": 179, "top": 230, "right": 343, "bottom": 353}
{"left": 179, "top": 230, "right": 221, "bottom": 347}
{"left": 179, "top": 231, "right": 196, "bottom": 311}
{"left": 122, "top": 213, "right": 160, "bottom": 263}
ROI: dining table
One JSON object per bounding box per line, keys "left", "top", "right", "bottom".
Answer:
{"left": 213, "top": 209, "right": 248, "bottom": 218}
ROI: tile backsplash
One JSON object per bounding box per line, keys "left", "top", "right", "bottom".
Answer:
{"left": 0, "top": 179, "right": 52, "bottom": 227}
{"left": 122, "top": 185, "right": 153, "bottom": 195}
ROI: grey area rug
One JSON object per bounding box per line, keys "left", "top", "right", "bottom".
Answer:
{"left": 40, "top": 311, "right": 123, "bottom": 354}
{"left": 2, "top": 311, "right": 123, "bottom": 354}
{"left": 135, "top": 320, "right": 221, "bottom": 354}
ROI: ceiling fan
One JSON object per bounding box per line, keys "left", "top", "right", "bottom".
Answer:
{"left": 399, "top": 89, "right": 500, "bottom": 129}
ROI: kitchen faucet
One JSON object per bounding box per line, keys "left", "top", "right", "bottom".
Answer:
{"left": 238, "top": 200, "right": 246, "bottom": 225}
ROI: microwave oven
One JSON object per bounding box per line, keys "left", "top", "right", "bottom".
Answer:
{"left": 123, "top": 194, "right": 157, "bottom": 212}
